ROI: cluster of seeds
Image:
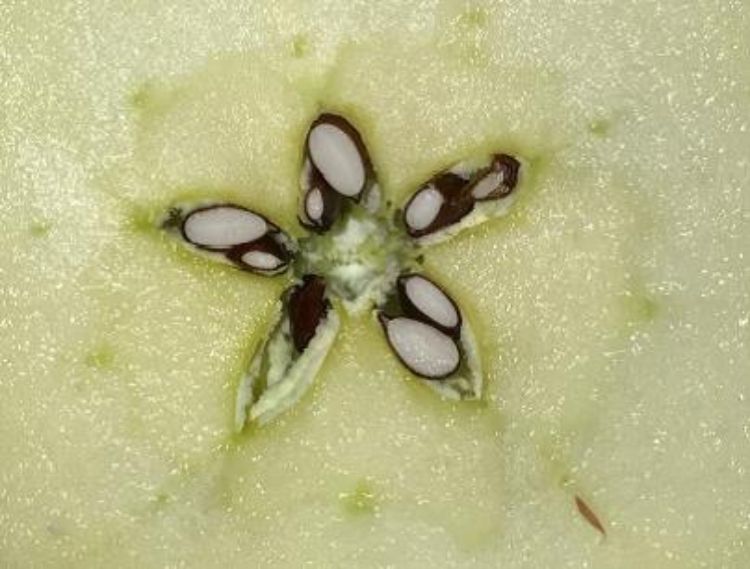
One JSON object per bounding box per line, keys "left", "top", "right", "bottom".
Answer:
{"left": 379, "top": 274, "right": 463, "bottom": 379}
{"left": 168, "top": 113, "right": 521, "bottom": 425}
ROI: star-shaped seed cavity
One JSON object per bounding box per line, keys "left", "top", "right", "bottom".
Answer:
{"left": 163, "top": 113, "right": 523, "bottom": 427}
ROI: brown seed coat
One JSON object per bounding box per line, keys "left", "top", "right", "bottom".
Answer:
{"left": 575, "top": 495, "right": 606, "bottom": 537}
{"left": 288, "top": 275, "right": 330, "bottom": 352}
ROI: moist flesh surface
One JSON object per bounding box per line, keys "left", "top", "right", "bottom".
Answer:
{"left": 1, "top": 1, "right": 749, "bottom": 568}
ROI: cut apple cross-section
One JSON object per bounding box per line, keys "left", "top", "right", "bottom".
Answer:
{"left": 165, "top": 112, "right": 524, "bottom": 427}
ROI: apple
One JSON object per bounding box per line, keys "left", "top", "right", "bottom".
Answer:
{"left": 1, "top": 1, "right": 748, "bottom": 568}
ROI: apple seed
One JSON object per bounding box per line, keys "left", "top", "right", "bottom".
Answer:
{"left": 288, "top": 275, "right": 331, "bottom": 352}
{"left": 378, "top": 315, "right": 460, "bottom": 379}
{"left": 397, "top": 273, "right": 462, "bottom": 337}
{"left": 307, "top": 114, "right": 372, "bottom": 199}
{"left": 226, "top": 233, "right": 293, "bottom": 275}
{"left": 181, "top": 204, "right": 270, "bottom": 251}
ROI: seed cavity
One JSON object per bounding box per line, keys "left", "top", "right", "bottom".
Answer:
{"left": 181, "top": 204, "right": 268, "bottom": 250}
{"left": 306, "top": 114, "right": 371, "bottom": 199}
{"left": 403, "top": 154, "right": 522, "bottom": 241}
{"left": 379, "top": 315, "right": 460, "bottom": 379}
{"left": 173, "top": 203, "right": 294, "bottom": 276}
{"left": 398, "top": 274, "right": 461, "bottom": 335}
{"left": 171, "top": 116, "right": 522, "bottom": 425}
{"left": 377, "top": 273, "right": 482, "bottom": 398}
{"left": 235, "top": 275, "right": 339, "bottom": 427}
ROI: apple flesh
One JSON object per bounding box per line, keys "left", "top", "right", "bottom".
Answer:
{"left": 1, "top": 1, "right": 749, "bottom": 568}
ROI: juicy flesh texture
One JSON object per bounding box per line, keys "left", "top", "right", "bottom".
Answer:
{"left": 1, "top": 1, "right": 749, "bottom": 568}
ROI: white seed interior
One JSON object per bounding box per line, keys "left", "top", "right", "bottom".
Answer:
{"left": 403, "top": 275, "right": 459, "bottom": 329}
{"left": 3, "top": 2, "right": 747, "bottom": 568}
{"left": 384, "top": 317, "right": 459, "bottom": 378}
{"left": 405, "top": 185, "right": 443, "bottom": 230}
{"left": 183, "top": 206, "right": 267, "bottom": 249}
{"left": 471, "top": 170, "right": 505, "bottom": 199}
{"left": 308, "top": 123, "right": 365, "bottom": 197}
{"left": 240, "top": 250, "right": 283, "bottom": 271}
{"left": 305, "top": 187, "right": 324, "bottom": 221}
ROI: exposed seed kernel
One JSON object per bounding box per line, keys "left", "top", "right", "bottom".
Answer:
{"left": 397, "top": 273, "right": 461, "bottom": 337}
{"left": 378, "top": 315, "right": 460, "bottom": 379}
{"left": 404, "top": 185, "right": 443, "bottom": 231}
{"left": 299, "top": 158, "right": 345, "bottom": 232}
{"left": 403, "top": 171, "right": 474, "bottom": 238}
{"left": 403, "top": 154, "right": 521, "bottom": 240}
{"left": 306, "top": 114, "right": 373, "bottom": 199}
{"left": 306, "top": 186, "right": 325, "bottom": 220}
{"left": 226, "top": 232, "right": 292, "bottom": 275}
{"left": 469, "top": 154, "right": 520, "bottom": 201}
{"left": 376, "top": 272, "right": 482, "bottom": 398}
{"left": 181, "top": 204, "right": 269, "bottom": 250}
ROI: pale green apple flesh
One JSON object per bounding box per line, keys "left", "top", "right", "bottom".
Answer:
{"left": 1, "top": 1, "right": 749, "bottom": 568}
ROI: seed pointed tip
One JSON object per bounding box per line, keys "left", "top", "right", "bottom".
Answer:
{"left": 491, "top": 153, "right": 521, "bottom": 193}
{"left": 395, "top": 272, "right": 414, "bottom": 287}
{"left": 376, "top": 311, "right": 391, "bottom": 328}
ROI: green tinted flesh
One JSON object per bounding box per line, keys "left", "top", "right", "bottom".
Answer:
{"left": 1, "top": 1, "right": 749, "bottom": 568}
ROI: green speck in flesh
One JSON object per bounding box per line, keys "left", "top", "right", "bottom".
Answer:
{"left": 624, "top": 293, "right": 660, "bottom": 323}
{"left": 125, "top": 205, "right": 161, "bottom": 235}
{"left": 129, "top": 80, "right": 181, "bottom": 120}
{"left": 620, "top": 279, "right": 661, "bottom": 325}
{"left": 339, "top": 479, "right": 378, "bottom": 517}
{"left": 291, "top": 34, "right": 311, "bottom": 58}
{"left": 459, "top": 7, "right": 489, "bottom": 29}
{"left": 84, "top": 343, "right": 116, "bottom": 370}
{"left": 146, "top": 492, "right": 173, "bottom": 514}
{"left": 588, "top": 118, "right": 613, "bottom": 138}
{"left": 28, "top": 221, "right": 52, "bottom": 238}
